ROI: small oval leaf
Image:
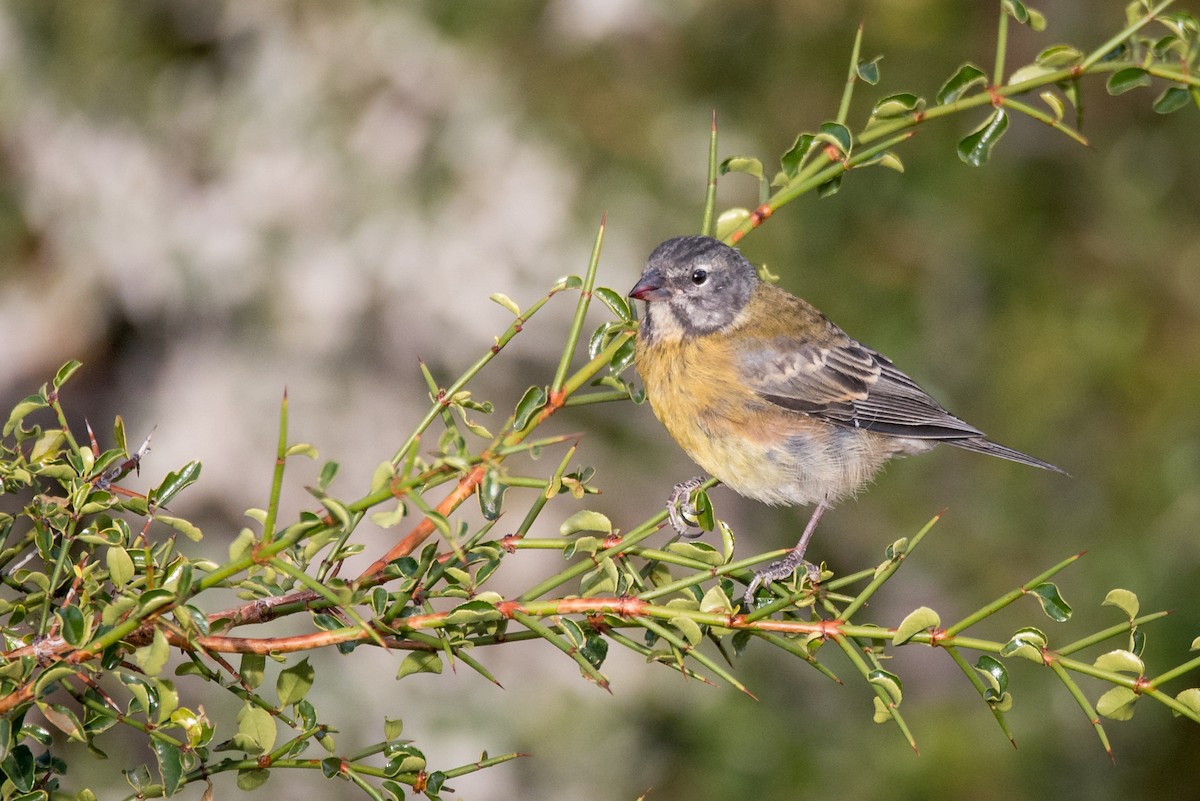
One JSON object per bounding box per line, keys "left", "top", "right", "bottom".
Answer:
{"left": 893, "top": 606, "right": 940, "bottom": 645}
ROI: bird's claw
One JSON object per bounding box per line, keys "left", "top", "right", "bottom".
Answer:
{"left": 667, "top": 476, "right": 706, "bottom": 537}
{"left": 743, "top": 552, "right": 821, "bottom": 608}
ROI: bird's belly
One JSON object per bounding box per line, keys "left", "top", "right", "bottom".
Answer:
{"left": 642, "top": 357, "right": 907, "bottom": 507}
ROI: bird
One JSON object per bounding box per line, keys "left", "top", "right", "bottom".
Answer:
{"left": 628, "top": 234, "right": 1065, "bottom": 607}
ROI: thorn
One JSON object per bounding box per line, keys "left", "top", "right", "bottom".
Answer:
{"left": 711, "top": 109, "right": 717, "bottom": 129}
{"left": 599, "top": 210, "right": 607, "bottom": 227}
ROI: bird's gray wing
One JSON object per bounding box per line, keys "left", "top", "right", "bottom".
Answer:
{"left": 737, "top": 335, "right": 986, "bottom": 440}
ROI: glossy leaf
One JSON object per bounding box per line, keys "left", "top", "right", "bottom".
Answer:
{"left": 814, "top": 121, "right": 853, "bottom": 155}
{"left": 594, "top": 287, "right": 632, "bottom": 323}
{"left": 1106, "top": 67, "right": 1151, "bottom": 95}
{"left": 871, "top": 92, "right": 924, "bottom": 119}
{"left": 513, "top": 386, "right": 546, "bottom": 431}
{"left": 779, "top": 133, "right": 816, "bottom": 179}
{"left": 957, "top": 109, "right": 1009, "bottom": 167}
{"left": 151, "top": 740, "right": 184, "bottom": 797}
{"left": 974, "top": 654, "right": 1009, "bottom": 698}
{"left": 56, "top": 606, "right": 87, "bottom": 648}
{"left": 857, "top": 56, "right": 882, "bottom": 85}
{"left": 1001, "top": 627, "right": 1047, "bottom": 662}
{"left": 1030, "top": 582, "right": 1072, "bottom": 622}
{"left": 53, "top": 360, "right": 83, "bottom": 389}
{"left": 937, "top": 63, "right": 987, "bottom": 104}
{"left": 151, "top": 461, "right": 202, "bottom": 507}
{"left": 477, "top": 468, "right": 507, "bottom": 521}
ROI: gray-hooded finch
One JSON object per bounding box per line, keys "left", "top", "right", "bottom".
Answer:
{"left": 629, "top": 235, "right": 1065, "bottom": 606}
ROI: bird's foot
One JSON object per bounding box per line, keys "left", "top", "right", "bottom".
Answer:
{"left": 743, "top": 552, "right": 822, "bottom": 609}
{"left": 667, "top": 476, "right": 706, "bottom": 537}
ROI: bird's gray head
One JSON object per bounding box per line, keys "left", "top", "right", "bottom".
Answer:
{"left": 628, "top": 235, "right": 757, "bottom": 339}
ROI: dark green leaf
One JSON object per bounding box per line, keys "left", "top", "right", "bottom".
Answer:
{"left": 857, "top": 56, "right": 882, "bottom": 85}
{"left": 779, "top": 133, "right": 815, "bottom": 179}
{"left": 581, "top": 633, "right": 608, "bottom": 669}
{"left": 871, "top": 92, "right": 924, "bottom": 118}
{"left": 609, "top": 336, "right": 635, "bottom": 375}
{"left": 236, "top": 769, "right": 270, "bottom": 791}
{"left": 936, "top": 63, "right": 987, "bottom": 104}
{"left": 1153, "top": 86, "right": 1191, "bottom": 114}
{"left": 151, "top": 740, "right": 184, "bottom": 797}
{"left": 477, "top": 468, "right": 507, "bottom": 521}
{"left": 57, "top": 606, "right": 87, "bottom": 647}
{"left": 1, "top": 745, "right": 35, "bottom": 793}
{"left": 956, "top": 109, "right": 1009, "bottom": 166}
{"left": 513, "top": 386, "right": 546, "bottom": 431}
{"left": 150, "top": 461, "right": 202, "bottom": 507}
{"left": 594, "top": 287, "right": 632, "bottom": 323}
{"left": 817, "top": 176, "right": 842, "bottom": 198}
{"left": 1106, "top": 67, "right": 1151, "bottom": 95}
{"left": 277, "top": 658, "right": 315, "bottom": 706}
{"left": 815, "top": 121, "right": 853, "bottom": 155}
{"left": 1030, "top": 581, "right": 1072, "bottom": 622}
{"left": 1002, "top": 0, "right": 1029, "bottom": 23}
{"left": 974, "top": 654, "right": 1008, "bottom": 697}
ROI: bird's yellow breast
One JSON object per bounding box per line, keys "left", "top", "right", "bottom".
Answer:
{"left": 634, "top": 294, "right": 905, "bottom": 507}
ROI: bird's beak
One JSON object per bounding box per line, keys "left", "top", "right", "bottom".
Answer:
{"left": 629, "top": 268, "right": 671, "bottom": 302}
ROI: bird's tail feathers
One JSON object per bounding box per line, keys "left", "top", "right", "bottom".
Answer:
{"left": 953, "top": 437, "right": 1068, "bottom": 475}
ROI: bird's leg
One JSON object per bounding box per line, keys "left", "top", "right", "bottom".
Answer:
{"left": 667, "top": 476, "right": 707, "bottom": 537}
{"left": 743, "top": 500, "right": 829, "bottom": 608}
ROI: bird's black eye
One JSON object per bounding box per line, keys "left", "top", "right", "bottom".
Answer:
{"left": 691, "top": 268, "right": 708, "bottom": 286}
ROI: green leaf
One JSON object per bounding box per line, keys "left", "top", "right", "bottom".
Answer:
{"left": 1007, "top": 63, "right": 1057, "bottom": 86}
{"left": 974, "top": 655, "right": 1009, "bottom": 697}
{"left": 559, "top": 510, "right": 612, "bottom": 537}
{"left": 1153, "top": 86, "right": 1191, "bottom": 114}
{"left": 1102, "top": 588, "right": 1139, "bottom": 619}
{"left": 814, "top": 121, "right": 853, "bottom": 156}
{"left": 444, "top": 600, "right": 501, "bottom": 626}
{"left": 893, "top": 606, "right": 940, "bottom": 645}
{"left": 489, "top": 293, "right": 521, "bottom": 316}
{"left": 155, "top": 515, "right": 203, "bottom": 542}
{"left": 106, "top": 546, "right": 135, "bottom": 587}
{"left": 477, "top": 468, "right": 507, "bottom": 521}
{"left": 1096, "top": 686, "right": 1138, "bottom": 720}
{"left": 236, "top": 704, "right": 276, "bottom": 754}
{"left": 237, "top": 769, "right": 270, "bottom": 791}
{"left": 241, "top": 654, "right": 266, "bottom": 689}
{"left": 1001, "top": 627, "right": 1047, "bottom": 662}
{"left": 779, "top": 133, "right": 816, "bottom": 179}
{"left": 1036, "top": 44, "right": 1084, "bottom": 68}
{"left": 871, "top": 92, "right": 924, "bottom": 119}
{"left": 1106, "top": 67, "right": 1151, "bottom": 95}
{"left": 715, "top": 208, "right": 751, "bottom": 241}
{"left": 720, "top": 156, "right": 765, "bottom": 181}
{"left": 37, "top": 701, "right": 86, "bottom": 741}
{"left": 664, "top": 541, "right": 724, "bottom": 566}
{"left": 957, "top": 109, "right": 1009, "bottom": 167}
{"left": 132, "top": 628, "right": 170, "bottom": 676}
{"left": 276, "top": 658, "right": 315, "bottom": 706}
{"left": 5, "top": 395, "right": 48, "bottom": 437}
{"left": 384, "top": 717, "right": 404, "bottom": 741}
{"left": 1003, "top": 0, "right": 1029, "bottom": 23}
{"left": 53, "top": 360, "right": 83, "bottom": 389}
{"left": 670, "top": 616, "right": 703, "bottom": 646}
{"left": 151, "top": 740, "right": 184, "bottom": 797}
{"left": 937, "top": 63, "right": 987, "bottom": 104}
{"left": 594, "top": 287, "right": 632, "bottom": 323}
{"left": 56, "top": 606, "right": 87, "bottom": 648}
{"left": 868, "top": 669, "right": 903, "bottom": 704}
{"left": 1174, "top": 688, "right": 1200, "bottom": 718}
{"left": 1030, "top": 581, "right": 1072, "bottom": 622}
{"left": 151, "top": 461, "right": 202, "bottom": 507}
{"left": 856, "top": 56, "right": 881, "bottom": 85}
{"left": 1094, "top": 649, "right": 1144, "bottom": 675}
{"left": 513, "top": 386, "right": 546, "bottom": 431}
{"left": 396, "top": 652, "right": 443, "bottom": 680}
{"left": 817, "top": 175, "right": 842, "bottom": 198}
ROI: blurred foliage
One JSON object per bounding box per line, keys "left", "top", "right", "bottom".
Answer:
{"left": 1, "top": 1, "right": 1199, "bottom": 800}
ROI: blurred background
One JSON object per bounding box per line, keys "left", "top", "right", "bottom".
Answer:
{"left": 2, "top": 0, "right": 1199, "bottom": 799}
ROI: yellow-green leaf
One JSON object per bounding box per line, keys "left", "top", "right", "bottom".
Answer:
{"left": 893, "top": 606, "right": 940, "bottom": 645}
